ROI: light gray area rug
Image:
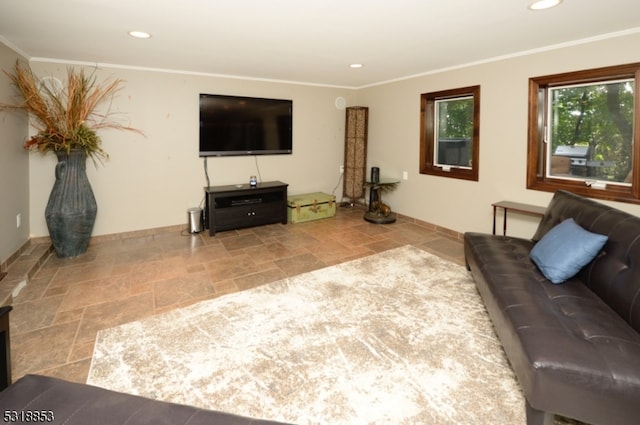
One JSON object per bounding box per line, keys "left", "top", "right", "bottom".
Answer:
{"left": 88, "top": 245, "right": 526, "bottom": 424}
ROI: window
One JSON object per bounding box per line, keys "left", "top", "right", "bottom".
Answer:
{"left": 420, "top": 86, "right": 480, "bottom": 181}
{"left": 527, "top": 63, "right": 640, "bottom": 203}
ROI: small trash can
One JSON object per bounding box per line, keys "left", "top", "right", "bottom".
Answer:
{"left": 187, "top": 207, "right": 203, "bottom": 233}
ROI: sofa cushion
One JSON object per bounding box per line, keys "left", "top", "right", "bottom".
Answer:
{"left": 530, "top": 218, "right": 607, "bottom": 284}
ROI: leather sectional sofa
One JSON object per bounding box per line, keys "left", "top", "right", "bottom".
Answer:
{"left": 465, "top": 190, "right": 640, "bottom": 425}
{"left": 0, "top": 374, "right": 293, "bottom": 425}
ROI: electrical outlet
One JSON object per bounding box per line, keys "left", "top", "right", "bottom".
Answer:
{"left": 339, "top": 165, "right": 344, "bottom": 174}
{"left": 402, "top": 171, "right": 408, "bottom": 180}
{"left": 16, "top": 213, "right": 21, "bottom": 228}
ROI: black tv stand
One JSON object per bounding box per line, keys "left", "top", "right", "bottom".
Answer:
{"left": 204, "top": 181, "right": 288, "bottom": 236}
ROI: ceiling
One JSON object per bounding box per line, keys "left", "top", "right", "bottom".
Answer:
{"left": 1, "top": 0, "right": 639, "bottom": 88}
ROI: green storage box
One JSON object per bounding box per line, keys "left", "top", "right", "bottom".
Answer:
{"left": 287, "top": 192, "right": 336, "bottom": 223}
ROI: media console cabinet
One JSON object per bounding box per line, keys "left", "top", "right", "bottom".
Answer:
{"left": 204, "top": 181, "right": 288, "bottom": 236}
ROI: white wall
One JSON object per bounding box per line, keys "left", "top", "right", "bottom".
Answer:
{"left": 0, "top": 43, "right": 30, "bottom": 264}
{"left": 360, "top": 31, "right": 640, "bottom": 239}
{"left": 27, "top": 63, "right": 357, "bottom": 237}
{"left": 13, "top": 30, "right": 640, "bottom": 241}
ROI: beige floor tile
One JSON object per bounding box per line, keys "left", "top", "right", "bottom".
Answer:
{"left": 274, "top": 253, "right": 327, "bottom": 276}
{"left": 12, "top": 321, "right": 80, "bottom": 377}
{"left": 153, "top": 271, "right": 215, "bottom": 309}
{"left": 10, "top": 295, "right": 64, "bottom": 334}
{"left": 75, "top": 293, "right": 155, "bottom": 344}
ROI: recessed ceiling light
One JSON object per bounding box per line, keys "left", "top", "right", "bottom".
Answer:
{"left": 529, "top": 0, "right": 562, "bottom": 10}
{"left": 128, "top": 31, "right": 151, "bottom": 39}
{"left": 349, "top": 63, "right": 363, "bottom": 69}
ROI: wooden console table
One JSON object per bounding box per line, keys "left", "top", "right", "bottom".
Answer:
{"left": 492, "top": 201, "right": 546, "bottom": 236}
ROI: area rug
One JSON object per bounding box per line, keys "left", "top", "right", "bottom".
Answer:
{"left": 88, "top": 245, "right": 526, "bottom": 424}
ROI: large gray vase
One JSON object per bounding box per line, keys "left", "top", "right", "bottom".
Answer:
{"left": 45, "top": 149, "right": 97, "bottom": 258}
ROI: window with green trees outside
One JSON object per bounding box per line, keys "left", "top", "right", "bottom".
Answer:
{"left": 527, "top": 63, "right": 640, "bottom": 203}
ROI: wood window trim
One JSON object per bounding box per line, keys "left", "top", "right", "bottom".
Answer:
{"left": 420, "top": 85, "right": 480, "bottom": 181}
{"left": 526, "top": 63, "right": 640, "bottom": 204}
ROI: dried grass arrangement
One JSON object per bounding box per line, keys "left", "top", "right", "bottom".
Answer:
{"left": 0, "top": 60, "right": 142, "bottom": 163}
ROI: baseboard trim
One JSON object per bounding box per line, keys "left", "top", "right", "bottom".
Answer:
{"left": 89, "top": 224, "right": 186, "bottom": 245}
{"left": 0, "top": 239, "right": 32, "bottom": 274}
{"left": 29, "top": 224, "right": 187, "bottom": 247}
{"left": 0, "top": 241, "right": 53, "bottom": 306}
{"left": 395, "top": 212, "right": 464, "bottom": 241}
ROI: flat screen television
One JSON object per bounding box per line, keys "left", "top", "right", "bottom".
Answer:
{"left": 199, "top": 94, "right": 293, "bottom": 157}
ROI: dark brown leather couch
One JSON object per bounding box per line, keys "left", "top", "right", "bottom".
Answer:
{"left": 0, "top": 374, "right": 293, "bottom": 425}
{"left": 464, "top": 190, "right": 640, "bottom": 425}
{"left": 0, "top": 307, "right": 292, "bottom": 425}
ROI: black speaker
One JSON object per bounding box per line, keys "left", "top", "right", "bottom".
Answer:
{"left": 371, "top": 167, "right": 380, "bottom": 183}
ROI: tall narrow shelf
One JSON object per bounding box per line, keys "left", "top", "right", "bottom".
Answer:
{"left": 204, "top": 181, "right": 288, "bottom": 236}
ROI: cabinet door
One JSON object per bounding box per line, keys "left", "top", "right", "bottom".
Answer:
{"left": 252, "top": 202, "right": 285, "bottom": 225}
{"left": 214, "top": 205, "right": 257, "bottom": 230}
{"left": 214, "top": 202, "right": 284, "bottom": 230}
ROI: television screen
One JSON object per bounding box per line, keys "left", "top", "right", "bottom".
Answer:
{"left": 199, "top": 94, "right": 292, "bottom": 157}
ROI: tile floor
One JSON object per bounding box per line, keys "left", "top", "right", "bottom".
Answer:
{"left": 8, "top": 205, "right": 465, "bottom": 384}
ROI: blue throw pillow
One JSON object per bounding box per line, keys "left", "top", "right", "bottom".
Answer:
{"left": 530, "top": 218, "right": 607, "bottom": 284}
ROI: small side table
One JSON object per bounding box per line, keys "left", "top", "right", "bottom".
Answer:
{"left": 492, "top": 201, "right": 546, "bottom": 236}
{"left": 364, "top": 179, "right": 399, "bottom": 224}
